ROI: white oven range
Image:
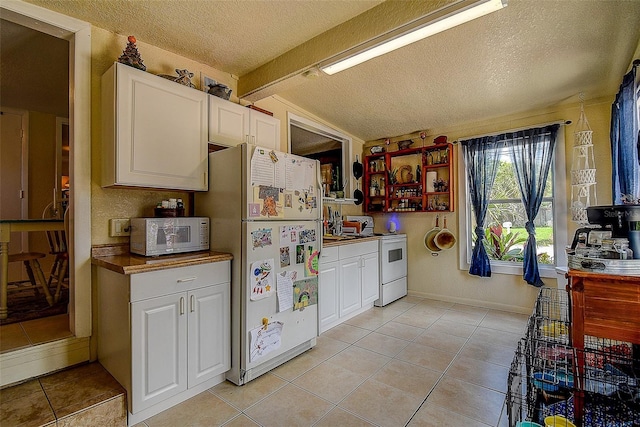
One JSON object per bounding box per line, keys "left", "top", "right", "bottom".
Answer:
{"left": 375, "top": 233, "right": 407, "bottom": 306}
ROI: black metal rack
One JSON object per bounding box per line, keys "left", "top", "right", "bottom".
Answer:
{"left": 506, "top": 287, "right": 640, "bottom": 427}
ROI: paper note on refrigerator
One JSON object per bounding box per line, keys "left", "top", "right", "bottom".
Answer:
{"left": 250, "top": 321, "right": 284, "bottom": 362}
{"left": 304, "top": 247, "right": 319, "bottom": 277}
{"left": 276, "top": 270, "right": 297, "bottom": 312}
{"left": 293, "top": 277, "right": 318, "bottom": 311}
{"left": 251, "top": 147, "right": 275, "bottom": 187}
{"left": 250, "top": 259, "right": 275, "bottom": 300}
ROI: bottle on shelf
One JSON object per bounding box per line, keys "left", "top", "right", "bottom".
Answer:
{"left": 370, "top": 180, "right": 378, "bottom": 197}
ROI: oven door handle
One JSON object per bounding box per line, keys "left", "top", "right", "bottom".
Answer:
{"left": 381, "top": 238, "right": 406, "bottom": 245}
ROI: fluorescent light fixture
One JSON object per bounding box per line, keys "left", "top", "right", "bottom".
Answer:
{"left": 320, "top": 0, "right": 507, "bottom": 75}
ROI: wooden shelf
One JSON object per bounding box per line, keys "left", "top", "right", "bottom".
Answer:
{"left": 364, "top": 143, "right": 454, "bottom": 214}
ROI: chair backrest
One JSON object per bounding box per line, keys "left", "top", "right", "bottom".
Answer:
{"left": 42, "top": 202, "right": 67, "bottom": 255}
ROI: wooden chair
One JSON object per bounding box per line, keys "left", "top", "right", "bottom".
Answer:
{"left": 7, "top": 253, "right": 54, "bottom": 306}
{"left": 42, "top": 203, "right": 69, "bottom": 303}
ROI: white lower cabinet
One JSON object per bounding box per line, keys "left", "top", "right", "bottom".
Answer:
{"left": 361, "top": 251, "right": 380, "bottom": 306}
{"left": 319, "top": 241, "right": 379, "bottom": 333}
{"left": 339, "top": 256, "right": 362, "bottom": 317}
{"left": 318, "top": 260, "right": 339, "bottom": 332}
{"left": 97, "top": 261, "right": 230, "bottom": 426}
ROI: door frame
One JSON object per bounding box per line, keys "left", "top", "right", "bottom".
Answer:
{"left": 55, "top": 116, "right": 69, "bottom": 216}
{"left": 0, "top": 0, "right": 92, "bottom": 386}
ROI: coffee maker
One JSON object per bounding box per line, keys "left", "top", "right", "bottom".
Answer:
{"left": 571, "top": 205, "right": 640, "bottom": 260}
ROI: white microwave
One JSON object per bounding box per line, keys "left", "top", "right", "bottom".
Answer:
{"left": 130, "top": 217, "right": 209, "bottom": 256}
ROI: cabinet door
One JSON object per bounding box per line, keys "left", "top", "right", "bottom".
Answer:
{"left": 249, "top": 111, "right": 280, "bottom": 150}
{"left": 131, "top": 293, "right": 187, "bottom": 413}
{"left": 187, "top": 283, "right": 230, "bottom": 387}
{"left": 361, "top": 252, "right": 380, "bottom": 306}
{"left": 208, "top": 95, "right": 249, "bottom": 146}
{"left": 111, "top": 63, "right": 208, "bottom": 190}
{"left": 319, "top": 261, "right": 339, "bottom": 333}
{"left": 339, "top": 257, "right": 362, "bottom": 317}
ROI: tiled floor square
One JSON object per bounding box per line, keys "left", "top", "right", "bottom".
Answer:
{"left": 1, "top": 296, "right": 532, "bottom": 427}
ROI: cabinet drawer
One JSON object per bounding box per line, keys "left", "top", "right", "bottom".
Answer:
{"left": 131, "top": 261, "right": 230, "bottom": 301}
{"left": 320, "top": 246, "right": 339, "bottom": 263}
{"left": 338, "top": 240, "right": 378, "bottom": 259}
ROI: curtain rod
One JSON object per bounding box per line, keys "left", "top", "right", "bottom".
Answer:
{"left": 456, "top": 119, "right": 570, "bottom": 143}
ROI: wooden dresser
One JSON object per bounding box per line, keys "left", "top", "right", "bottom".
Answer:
{"left": 566, "top": 269, "right": 640, "bottom": 426}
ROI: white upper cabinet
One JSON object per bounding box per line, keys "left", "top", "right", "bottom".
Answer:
{"left": 208, "top": 95, "right": 280, "bottom": 150}
{"left": 249, "top": 110, "right": 280, "bottom": 149}
{"left": 102, "top": 62, "right": 208, "bottom": 191}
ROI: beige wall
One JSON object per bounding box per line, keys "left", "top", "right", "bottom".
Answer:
{"left": 90, "top": 28, "right": 238, "bottom": 244}
{"left": 253, "top": 95, "right": 366, "bottom": 218}
{"left": 363, "top": 98, "right": 614, "bottom": 313}
{"left": 89, "top": 27, "right": 616, "bottom": 314}
{"left": 90, "top": 28, "right": 367, "bottom": 244}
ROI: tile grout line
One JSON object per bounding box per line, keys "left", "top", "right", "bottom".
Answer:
{"left": 404, "top": 307, "right": 490, "bottom": 426}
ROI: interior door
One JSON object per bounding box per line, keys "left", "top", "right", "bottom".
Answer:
{"left": 0, "top": 109, "right": 28, "bottom": 281}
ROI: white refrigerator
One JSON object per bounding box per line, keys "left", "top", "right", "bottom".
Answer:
{"left": 196, "top": 144, "right": 321, "bottom": 385}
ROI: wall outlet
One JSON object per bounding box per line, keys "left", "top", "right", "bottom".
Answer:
{"left": 109, "top": 218, "right": 131, "bottom": 237}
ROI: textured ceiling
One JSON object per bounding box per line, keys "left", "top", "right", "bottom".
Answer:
{"left": 18, "top": 0, "right": 640, "bottom": 142}
{"left": 22, "top": 0, "right": 383, "bottom": 76}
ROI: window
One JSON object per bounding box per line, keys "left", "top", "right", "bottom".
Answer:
{"left": 458, "top": 126, "right": 568, "bottom": 279}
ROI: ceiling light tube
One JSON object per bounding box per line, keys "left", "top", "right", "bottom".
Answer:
{"left": 320, "top": 0, "right": 507, "bottom": 75}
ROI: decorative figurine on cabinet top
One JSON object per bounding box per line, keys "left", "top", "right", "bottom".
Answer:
{"left": 118, "top": 35, "right": 146, "bottom": 71}
{"left": 159, "top": 69, "right": 196, "bottom": 88}
{"left": 207, "top": 82, "right": 232, "bottom": 100}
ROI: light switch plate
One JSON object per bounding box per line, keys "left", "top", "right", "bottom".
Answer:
{"left": 109, "top": 218, "right": 130, "bottom": 237}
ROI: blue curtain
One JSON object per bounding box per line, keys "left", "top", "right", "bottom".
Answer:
{"left": 461, "top": 136, "right": 505, "bottom": 277}
{"left": 507, "top": 125, "right": 559, "bottom": 287}
{"left": 610, "top": 62, "right": 640, "bottom": 204}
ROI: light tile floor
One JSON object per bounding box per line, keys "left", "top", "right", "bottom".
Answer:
{"left": 136, "top": 296, "right": 529, "bottom": 427}
{"left": 0, "top": 362, "right": 126, "bottom": 426}
{"left": 0, "top": 296, "right": 529, "bottom": 426}
{"left": 0, "top": 313, "right": 73, "bottom": 353}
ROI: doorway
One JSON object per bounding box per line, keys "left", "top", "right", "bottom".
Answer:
{"left": 0, "top": 1, "right": 91, "bottom": 386}
{"left": 0, "top": 20, "right": 70, "bottom": 327}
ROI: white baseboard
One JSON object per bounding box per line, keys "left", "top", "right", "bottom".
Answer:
{"left": 126, "top": 373, "right": 226, "bottom": 426}
{"left": 319, "top": 303, "right": 374, "bottom": 334}
{"left": 407, "top": 290, "right": 533, "bottom": 315}
{"left": 0, "top": 337, "right": 90, "bottom": 387}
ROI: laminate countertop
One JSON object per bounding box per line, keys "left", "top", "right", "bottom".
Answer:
{"left": 91, "top": 244, "right": 233, "bottom": 275}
